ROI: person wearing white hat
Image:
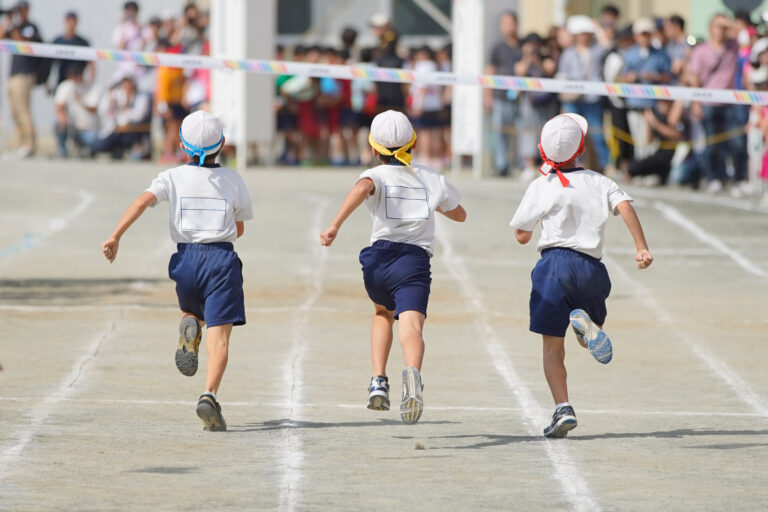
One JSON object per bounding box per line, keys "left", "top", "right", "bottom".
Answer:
{"left": 510, "top": 112, "right": 653, "bottom": 438}
{"left": 557, "top": 15, "right": 611, "bottom": 171}
{"left": 320, "top": 110, "right": 466, "bottom": 425}
{"left": 101, "top": 110, "right": 253, "bottom": 432}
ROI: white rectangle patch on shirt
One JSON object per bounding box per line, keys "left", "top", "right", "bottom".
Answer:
{"left": 385, "top": 186, "right": 429, "bottom": 220}
{"left": 180, "top": 196, "right": 226, "bottom": 231}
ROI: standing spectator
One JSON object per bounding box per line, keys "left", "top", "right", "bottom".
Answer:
{"left": 52, "top": 11, "right": 92, "bottom": 88}
{"left": 485, "top": 11, "right": 522, "bottom": 177}
{"left": 5, "top": 0, "right": 42, "bottom": 159}
{"left": 664, "top": 15, "right": 690, "bottom": 83}
{"left": 112, "top": 1, "right": 144, "bottom": 83}
{"left": 155, "top": 39, "right": 188, "bottom": 164}
{"left": 409, "top": 46, "right": 445, "bottom": 168}
{"left": 618, "top": 18, "right": 671, "bottom": 160}
{"left": 686, "top": 13, "right": 747, "bottom": 193}
{"left": 557, "top": 15, "right": 609, "bottom": 171}
{"left": 515, "top": 33, "right": 558, "bottom": 180}
{"left": 603, "top": 26, "right": 635, "bottom": 172}
{"left": 374, "top": 36, "right": 407, "bottom": 114}
{"left": 54, "top": 67, "right": 100, "bottom": 158}
{"left": 598, "top": 4, "right": 621, "bottom": 48}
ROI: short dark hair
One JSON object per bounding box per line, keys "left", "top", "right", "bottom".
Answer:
{"left": 601, "top": 5, "right": 619, "bottom": 17}
{"left": 191, "top": 148, "right": 221, "bottom": 165}
{"left": 377, "top": 149, "right": 411, "bottom": 165}
{"left": 668, "top": 15, "right": 685, "bottom": 31}
{"left": 500, "top": 10, "right": 518, "bottom": 23}
{"left": 341, "top": 27, "right": 358, "bottom": 47}
{"left": 734, "top": 10, "right": 753, "bottom": 26}
{"left": 123, "top": 1, "right": 139, "bottom": 12}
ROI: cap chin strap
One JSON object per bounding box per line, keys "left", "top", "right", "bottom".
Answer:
{"left": 368, "top": 132, "right": 417, "bottom": 167}
{"left": 537, "top": 133, "right": 585, "bottom": 188}
{"left": 179, "top": 129, "right": 224, "bottom": 167}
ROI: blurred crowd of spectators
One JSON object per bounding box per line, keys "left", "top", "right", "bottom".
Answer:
{"left": 483, "top": 6, "right": 768, "bottom": 198}
{"left": 3, "top": 1, "right": 768, "bottom": 199}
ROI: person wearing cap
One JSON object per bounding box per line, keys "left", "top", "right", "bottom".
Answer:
{"left": 510, "top": 113, "right": 652, "bottom": 438}
{"left": 101, "top": 111, "right": 253, "bottom": 432}
{"left": 557, "top": 15, "right": 610, "bottom": 172}
{"left": 319, "top": 110, "right": 466, "bottom": 425}
{"left": 52, "top": 10, "right": 92, "bottom": 88}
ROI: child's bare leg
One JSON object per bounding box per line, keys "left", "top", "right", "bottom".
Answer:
{"left": 205, "top": 323, "right": 232, "bottom": 394}
{"left": 371, "top": 304, "right": 394, "bottom": 376}
{"left": 397, "top": 310, "right": 425, "bottom": 371}
{"left": 542, "top": 335, "right": 568, "bottom": 404}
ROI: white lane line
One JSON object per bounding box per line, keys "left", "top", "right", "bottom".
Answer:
{"left": 653, "top": 201, "right": 768, "bottom": 280}
{"left": 438, "top": 222, "right": 601, "bottom": 512}
{"left": 0, "top": 189, "right": 94, "bottom": 260}
{"left": 0, "top": 322, "right": 115, "bottom": 485}
{"left": 0, "top": 397, "right": 762, "bottom": 418}
{"left": 604, "top": 256, "right": 768, "bottom": 418}
{"left": 277, "top": 196, "right": 328, "bottom": 512}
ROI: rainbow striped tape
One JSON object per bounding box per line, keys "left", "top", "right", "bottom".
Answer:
{"left": 2, "top": 40, "right": 766, "bottom": 105}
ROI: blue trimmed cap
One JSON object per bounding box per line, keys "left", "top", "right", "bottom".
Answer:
{"left": 179, "top": 111, "right": 224, "bottom": 166}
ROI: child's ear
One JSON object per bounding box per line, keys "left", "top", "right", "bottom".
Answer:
{"left": 371, "top": 147, "right": 379, "bottom": 157}
{"left": 179, "top": 142, "right": 184, "bottom": 151}
{"left": 411, "top": 139, "right": 418, "bottom": 151}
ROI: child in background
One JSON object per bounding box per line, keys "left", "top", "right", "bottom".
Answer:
{"left": 320, "top": 110, "right": 466, "bottom": 424}
{"left": 101, "top": 111, "right": 253, "bottom": 431}
{"left": 510, "top": 113, "right": 653, "bottom": 438}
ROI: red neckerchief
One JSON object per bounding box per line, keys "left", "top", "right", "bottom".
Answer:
{"left": 537, "top": 132, "right": 585, "bottom": 188}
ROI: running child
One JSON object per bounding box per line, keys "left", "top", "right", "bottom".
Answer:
{"left": 320, "top": 110, "right": 466, "bottom": 424}
{"left": 510, "top": 113, "right": 653, "bottom": 438}
{"left": 101, "top": 111, "right": 252, "bottom": 431}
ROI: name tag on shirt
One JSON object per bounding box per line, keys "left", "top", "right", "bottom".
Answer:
{"left": 180, "top": 197, "right": 226, "bottom": 232}
{"left": 385, "top": 186, "right": 429, "bottom": 220}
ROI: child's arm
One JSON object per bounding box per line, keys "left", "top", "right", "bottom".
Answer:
{"left": 615, "top": 201, "right": 653, "bottom": 269}
{"left": 236, "top": 221, "right": 244, "bottom": 238}
{"left": 101, "top": 191, "right": 157, "bottom": 263}
{"left": 320, "top": 178, "right": 375, "bottom": 247}
{"left": 437, "top": 204, "right": 467, "bottom": 222}
{"left": 514, "top": 229, "right": 533, "bottom": 244}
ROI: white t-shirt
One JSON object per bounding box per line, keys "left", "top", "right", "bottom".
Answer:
{"left": 357, "top": 164, "right": 461, "bottom": 256}
{"left": 147, "top": 164, "right": 253, "bottom": 244}
{"left": 54, "top": 80, "right": 100, "bottom": 131}
{"left": 510, "top": 168, "right": 632, "bottom": 259}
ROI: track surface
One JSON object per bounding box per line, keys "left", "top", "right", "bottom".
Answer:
{"left": 1, "top": 161, "right": 767, "bottom": 511}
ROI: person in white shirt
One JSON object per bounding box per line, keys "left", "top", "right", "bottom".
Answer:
{"left": 54, "top": 68, "right": 99, "bottom": 157}
{"left": 320, "top": 110, "right": 466, "bottom": 425}
{"left": 101, "top": 111, "right": 253, "bottom": 432}
{"left": 510, "top": 113, "right": 653, "bottom": 438}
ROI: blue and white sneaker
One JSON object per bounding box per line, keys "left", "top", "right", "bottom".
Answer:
{"left": 400, "top": 367, "right": 424, "bottom": 425}
{"left": 367, "top": 376, "right": 390, "bottom": 411}
{"left": 569, "top": 309, "right": 613, "bottom": 364}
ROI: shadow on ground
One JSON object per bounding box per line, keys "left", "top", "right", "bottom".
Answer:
{"left": 0, "top": 278, "right": 166, "bottom": 305}
{"left": 228, "top": 418, "right": 460, "bottom": 432}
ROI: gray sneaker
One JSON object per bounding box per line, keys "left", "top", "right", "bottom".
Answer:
{"left": 400, "top": 367, "right": 424, "bottom": 425}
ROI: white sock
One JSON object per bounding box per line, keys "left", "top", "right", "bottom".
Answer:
{"left": 203, "top": 391, "right": 216, "bottom": 401}
{"left": 555, "top": 402, "right": 570, "bottom": 410}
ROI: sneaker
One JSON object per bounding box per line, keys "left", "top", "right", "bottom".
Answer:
{"left": 196, "top": 393, "right": 227, "bottom": 431}
{"left": 175, "top": 316, "right": 202, "bottom": 376}
{"left": 705, "top": 179, "right": 723, "bottom": 194}
{"left": 367, "top": 376, "right": 390, "bottom": 411}
{"left": 569, "top": 309, "right": 613, "bottom": 364}
{"left": 543, "top": 405, "right": 577, "bottom": 438}
{"left": 400, "top": 367, "right": 424, "bottom": 425}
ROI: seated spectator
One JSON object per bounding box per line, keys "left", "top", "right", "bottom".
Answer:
{"left": 94, "top": 76, "right": 152, "bottom": 159}
{"left": 627, "top": 100, "right": 686, "bottom": 184}
{"left": 54, "top": 68, "right": 100, "bottom": 157}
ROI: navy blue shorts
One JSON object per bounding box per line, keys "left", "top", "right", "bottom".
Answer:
{"left": 359, "top": 240, "right": 431, "bottom": 319}
{"left": 168, "top": 242, "right": 246, "bottom": 327}
{"left": 529, "top": 248, "right": 611, "bottom": 337}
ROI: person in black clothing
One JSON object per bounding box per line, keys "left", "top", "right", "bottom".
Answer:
{"left": 5, "top": 0, "right": 42, "bottom": 158}
{"left": 52, "top": 11, "right": 93, "bottom": 87}
{"left": 374, "top": 35, "right": 407, "bottom": 115}
{"left": 627, "top": 100, "right": 686, "bottom": 184}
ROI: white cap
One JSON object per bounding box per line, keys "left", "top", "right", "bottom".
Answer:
{"left": 540, "top": 113, "right": 588, "bottom": 163}
{"left": 633, "top": 18, "right": 656, "bottom": 35}
{"left": 566, "top": 15, "right": 595, "bottom": 35}
{"left": 180, "top": 110, "right": 224, "bottom": 161}
{"left": 751, "top": 38, "right": 768, "bottom": 65}
{"left": 369, "top": 13, "right": 390, "bottom": 28}
{"left": 370, "top": 110, "right": 414, "bottom": 148}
